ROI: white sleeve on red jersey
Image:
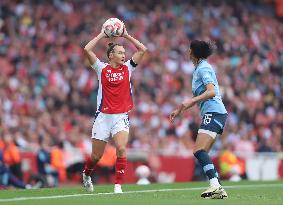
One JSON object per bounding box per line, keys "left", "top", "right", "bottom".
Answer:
{"left": 125, "top": 58, "right": 138, "bottom": 73}
{"left": 91, "top": 58, "right": 106, "bottom": 74}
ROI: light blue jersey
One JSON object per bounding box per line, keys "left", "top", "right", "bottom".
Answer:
{"left": 192, "top": 60, "right": 227, "bottom": 117}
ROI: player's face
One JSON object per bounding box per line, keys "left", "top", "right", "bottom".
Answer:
{"left": 111, "top": 46, "right": 126, "bottom": 65}
{"left": 188, "top": 48, "right": 197, "bottom": 63}
{"left": 188, "top": 48, "right": 193, "bottom": 60}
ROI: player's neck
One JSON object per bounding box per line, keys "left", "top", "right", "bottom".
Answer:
{"left": 110, "top": 62, "right": 121, "bottom": 68}
{"left": 192, "top": 58, "right": 198, "bottom": 66}
{"left": 193, "top": 58, "right": 205, "bottom": 67}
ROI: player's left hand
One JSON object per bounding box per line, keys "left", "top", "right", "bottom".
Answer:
{"left": 122, "top": 25, "right": 129, "bottom": 37}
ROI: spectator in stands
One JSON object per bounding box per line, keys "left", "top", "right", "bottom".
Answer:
{"left": 1, "top": 135, "right": 22, "bottom": 181}
{"left": 36, "top": 137, "right": 59, "bottom": 187}
{"left": 50, "top": 141, "right": 66, "bottom": 182}
{"left": 0, "top": 151, "right": 33, "bottom": 189}
{"left": 218, "top": 144, "right": 246, "bottom": 182}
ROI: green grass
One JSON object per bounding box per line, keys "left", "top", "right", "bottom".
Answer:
{"left": 0, "top": 180, "right": 282, "bottom": 205}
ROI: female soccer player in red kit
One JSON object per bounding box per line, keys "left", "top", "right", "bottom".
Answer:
{"left": 83, "top": 26, "right": 147, "bottom": 193}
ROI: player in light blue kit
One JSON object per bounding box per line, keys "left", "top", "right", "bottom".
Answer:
{"left": 170, "top": 40, "right": 228, "bottom": 199}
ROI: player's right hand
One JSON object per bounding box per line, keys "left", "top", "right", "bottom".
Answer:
{"left": 169, "top": 109, "right": 180, "bottom": 123}
{"left": 100, "top": 29, "right": 109, "bottom": 38}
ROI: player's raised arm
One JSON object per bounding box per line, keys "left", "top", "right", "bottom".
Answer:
{"left": 123, "top": 28, "right": 147, "bottom": 65}
{"left": 84, "top": 32, "right": 106, "bottom": 65}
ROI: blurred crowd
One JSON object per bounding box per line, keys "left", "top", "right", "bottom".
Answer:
{"left": 0, "top": 0, "right": 282, "bottom": 185}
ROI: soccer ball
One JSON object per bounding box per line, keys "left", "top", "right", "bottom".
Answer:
{"left": 135, "top": 165, "right": 151, "bottom": 185}
{"left": 135, "top": 165, "right": 151, "bottom": 178}
{"left": 102, "top": 18, "right": 125, "bottom": 37}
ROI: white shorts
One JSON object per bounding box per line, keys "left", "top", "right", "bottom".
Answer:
{"left": 92, "top": 112, "right": 130, "bottom": 142}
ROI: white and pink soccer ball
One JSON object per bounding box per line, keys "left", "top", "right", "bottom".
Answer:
{"left": 102, "top": 18, "right": 125, "bottom": 37}
{"left": 135, "top": 165, "right": 151, "bottom": 185}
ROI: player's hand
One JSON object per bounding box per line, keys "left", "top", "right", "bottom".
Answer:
{"left": 100, "top": 29, "right": 109, "bottom": 38}
{"left": 122, "top": 25, "right": 129, "bottom": 37}
{"left": 169, "top": 109, "right": 181, "bottom": 123}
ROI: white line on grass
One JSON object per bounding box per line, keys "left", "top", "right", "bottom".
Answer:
{"left": 0, "top": 183, "right": 282, "bottom": 202}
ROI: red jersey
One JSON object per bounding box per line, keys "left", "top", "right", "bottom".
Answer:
{"left": 91, "top": 58, "right": 137, "bottom": 114}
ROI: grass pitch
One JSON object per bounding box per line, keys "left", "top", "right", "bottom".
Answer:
{"left": 0, "top": 180, "right": 282, "bottom": 205}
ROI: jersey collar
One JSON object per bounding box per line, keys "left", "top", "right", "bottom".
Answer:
{"left": 194, "top": 59, "right": 206, "bottom": 70}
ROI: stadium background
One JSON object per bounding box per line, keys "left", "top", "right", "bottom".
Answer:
{"left": 0, "top": 0, "right": 282, "bottom": 188}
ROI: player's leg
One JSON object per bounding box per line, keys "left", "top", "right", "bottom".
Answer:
{"left": 111, "top": 113, "right": 130, "bottom": 193}
{"left": 193, "top": 133, "right": 217, "bottom": 186}
{"left": 83, "top": 139, "right": 107, "bottom": 175}
{"left": 112, "top": 131, "right": 128, "bottom": 193}
{"left": 207, "top": 137, "right": 221, "bottom": 184}
{"left": 83, "top": 113, "right": 109, "bottom": 192}
{"left": 193, "top": 113, "right": 228, "bottom": 199}
{"left": 83, "top": 139, "right": 106, "bottom": 192}
{"left": 193, "top": 133, "right": 226, "bottom": 198}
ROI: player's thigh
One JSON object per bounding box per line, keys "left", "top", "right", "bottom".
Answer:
{"left": 111, "top": 113, "right": 130, "bottom": 148}
{"left": 91, "top": 112, "right": 111, "bottom": 142}
{"left": 91, "top": 138, "right": 107, "bottom": 157}
{"left": 195, "top": 113, "right": 227, "bottom": 153}
{"left": 194, "top": 133, "right": 215, "bottom": 153}
{"left": 112, "top": 131, "right": 129, "bottom": 148}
